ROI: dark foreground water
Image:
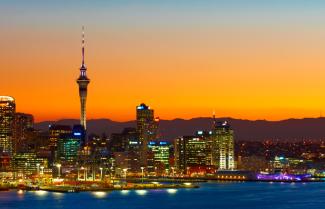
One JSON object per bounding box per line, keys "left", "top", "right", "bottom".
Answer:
{"left": 1, "top": 182, "right": 325, "bottom": 209}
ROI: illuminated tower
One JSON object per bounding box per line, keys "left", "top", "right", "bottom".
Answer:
{"left": 136, "top": 103, "right": 157, "bottom": 167}
{"left": 0, "top": 96, "right": 16, "bottom": 156}
{"left": 77, "top": 27, "right": 90, "bottom": 130}
{"left": 211, "top": 120, "right": 235, "bottom": 170}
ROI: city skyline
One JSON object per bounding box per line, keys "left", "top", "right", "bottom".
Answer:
{"left": 2, "top": 2, "right": 325, "bottom": 208}
{"left": 3, "top": 0, "right": 325, "bottom": 122}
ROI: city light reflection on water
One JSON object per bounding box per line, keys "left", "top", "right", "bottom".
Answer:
{"left": 166, "top": 189, "right": 177, "bottom": 194}
{"left": 52, "top": 192, "right": 64, "bottom": 198}
{"left": 120, "top": 190, "right": 130, "bottom": 195}
{"left": 3, "top": 183, "right": 325, "bottom": 209}
{"left": 92, "top": 191, "right": 107, "bottom": 198}
{"left": 135, "top": 190, "right": 147, "bottom": 196}
{"left": 34, "top": 190, "right": 48, "bottom": 197}
{"left": 17, "top": 190, "right": 24, "bottom": 195}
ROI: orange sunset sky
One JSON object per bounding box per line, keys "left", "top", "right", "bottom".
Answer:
{"left": 2, "top": 1, "right": 325, "bottom": 122}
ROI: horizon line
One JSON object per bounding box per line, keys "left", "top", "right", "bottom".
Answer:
{"left": 35, "top": 116, "right": 325, "bottom": 124}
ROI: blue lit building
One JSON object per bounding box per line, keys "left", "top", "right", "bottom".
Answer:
{"left": 148, "top": 141, "right": 171, "bottom": 171}
{"left": 57, "top": 127, "right": 83, "bottom": 163}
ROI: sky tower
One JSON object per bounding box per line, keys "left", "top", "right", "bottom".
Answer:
{"left": 77, "top": 27, "right": 90, "bottom": 130}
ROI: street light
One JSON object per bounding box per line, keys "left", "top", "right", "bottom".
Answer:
{"left": 140, "top": 167, "right": 144, "bottom": 183}
{"left": 165, "top": 168, "right": 169, "bottom": 177}
{"left": 154, "top": 167, "right": 158, "bottom": 177}
{"left": 40, "top": 166, "right": 44, "bottom": 175}
{"left": 24, "top": 162, "right": 29, "bottom": 179}
{"left": 110, "top": 167, "right": 114, "bottom": 184}
{"left": 56, "top": 164, "right": 61, "bottom": 178}
{"left": 123, "top": 168, "right": 127, "bottom": 180}
{"left": 99, "top": 167, "right": 103, "bottom": 181}
{"left": 80, "top": 167, "right": 86, "bottom": 181}
{"left": 36, "top": 163, "right": 40, "bottom": 175}
{"left": 171, "top": 167, "right": 175, "bottom": 177}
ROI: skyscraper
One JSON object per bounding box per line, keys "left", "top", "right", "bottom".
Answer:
{"left": 0, "top": 96, "right": 16, "bottom": 156}
{"left": 13, "top": 113, "right": 34, "bottom": 153}
{"left": 148, "top": 141, "right": 171, "bottom": 173}
{"left": 136, "top": 103, "right": 157, "bottom": 167}
{"left": 211, "top": 121, "right": 235, "bottom": 170}
{"left": 174, "top": 136, "right": 208, "bottom": 174}
{"left": 77, "top": 27, "right": 90, "bottom": 130}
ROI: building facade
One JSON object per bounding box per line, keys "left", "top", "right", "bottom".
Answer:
{"left": 148, "top": 141, "right": 171, "bottom": 174}
{"left": 136, "top": 103, "right": 158, "bottom": 167}
{"left": 13, "top": 113, "right": 34, "bottom": 153}
{"left": 174, "top": 136, "right": 208, "bottom": 174}
{"left": 57, "top": 133, "right": 81, "bottom": 163}
{"left": 211, "top": 121, "right": 235, "bottom": 170}
{"left": 0, "top": 96, "right": 16, "bottom": 156}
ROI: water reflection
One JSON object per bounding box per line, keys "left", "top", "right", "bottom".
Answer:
{"left": 166, "top": 189, "right": 177, "bottom": 194}
{"left": 52, "top": 192, "right": 64, "bottom": 199}
{"left": 135, "top": 190, "right": 147, "bottom": 196}
{"left": 92, "top": 191, "right": 107, "bottom": 198}
{"left": 120, "top": 190, "right": 130, "bottom": 195}
{"left": 17, "top": 190, "right": 24, "bottom": 195}
{"left": 34, "top": 190, "right": 48, "bottom": 197}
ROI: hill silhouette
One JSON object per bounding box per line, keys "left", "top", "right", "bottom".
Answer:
{"left": 35, "top": 117, "right": 325, "bottom": 141}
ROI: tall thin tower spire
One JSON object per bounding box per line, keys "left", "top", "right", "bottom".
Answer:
{"left": 212, "top": 109, "right": 217, "bottom": 129}
{"left": 77, "top": 26, "right": 90, "bottom": 130}
{"left": 82, "top": 26, "right": 85, "bottom": 66}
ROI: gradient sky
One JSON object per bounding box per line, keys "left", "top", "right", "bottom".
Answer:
{"left": 2, "top": 0, "right": 325, "bottom": 122}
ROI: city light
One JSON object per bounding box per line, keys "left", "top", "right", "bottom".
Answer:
{"left": 167, "top": 189, "right": 177, "bottom": 194}
{"left": 120, "top": 190, "right": 130, "bottom": 195}
{"left": 35, "top": 191, "right": 48, "bottom": 197}
{"left": 136, "top": 190, "right": 147, "bottom": 196}
{"left": 92, "top": 192, "right": 107, "bottom": 198}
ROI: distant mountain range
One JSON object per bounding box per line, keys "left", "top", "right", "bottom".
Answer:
{"left": 34, "top": 117, "right": 325, "bottom": 141}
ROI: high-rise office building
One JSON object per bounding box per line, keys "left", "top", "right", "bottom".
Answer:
{"left": 211, "top": 121, "right": 235, "bottom": 170}
{"left": 13, "top": 113, "right": 34, "bottom": 153}
{"left": 0, "top": 96, "right": 16, "bottom": 156}
{"left": 148, "top": 141, "right": 171, "bottom": 173}
{"left": 49, "top": 125, "right": 72, "bottom": 149}
{"left": 110, "top": 128, "right": 142, "bottom": 173}
{"left": 174, "top": 136, "right": 208, "bottom": 174}
{"left": 57, "top": 133, "right": 81, "bottom": 163}
{"left": 136, "top": 103, "right": 158, "bottom": 167}
{"left": 77, "top": 27, "right": 90, "bottom": 130}
{"left": 11, "top": 152, "right": 47, "bottom": 176}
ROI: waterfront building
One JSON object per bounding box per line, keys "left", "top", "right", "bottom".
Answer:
{"left": 195, "top": 130, "right": 213, "bottom": 165}
{"left": 13, "top": 113, "right": 34, "bottom": 153}
{"left": 77, "top": 27, "right": 90, "bottom": 130}
{"left": 0, "top": 96, "right": 16, "bottom": 156}
{"left": 110, "top": 128, "right": 142, "bottom": 174}
{"left": 216, "top": 170, "right": 255, "bottom": 181}
{"left": 109, "top": 128, "right": 139, "bottom": 152}
{"left": 211, "top": 121, "right": 235, "bottom": 170}
{"left": 11, "top": 152, "right": 47, "bottom": 176}
{"left": 57, "top": 133, "right": 81, "bottom": 163}
{"left": 148, "top": 141, "right": 171, "bottom": 173}
{"left": 136, "top": 103, "right": 158, "bottom": 168}
{"left": 88, "top": 133, "right": 109, "bottom": 157}
{"left": 72, "top": 124, "right": 86, "bottom": 146}
{"left": 113, "top": 152, "right": 128, "bottom": 177}
{"left": 49, "top": 125, "right": 72, "bottom": 150}
{"left": 174, "top": 136, "right": 208, "bottom": 174}
{"left": 0, "top": 154, "right": 11, "bottom": 171}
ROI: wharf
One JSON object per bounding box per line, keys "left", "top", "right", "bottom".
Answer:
{"left": 39, "top": 183, "right": 199, "bottom": 193}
